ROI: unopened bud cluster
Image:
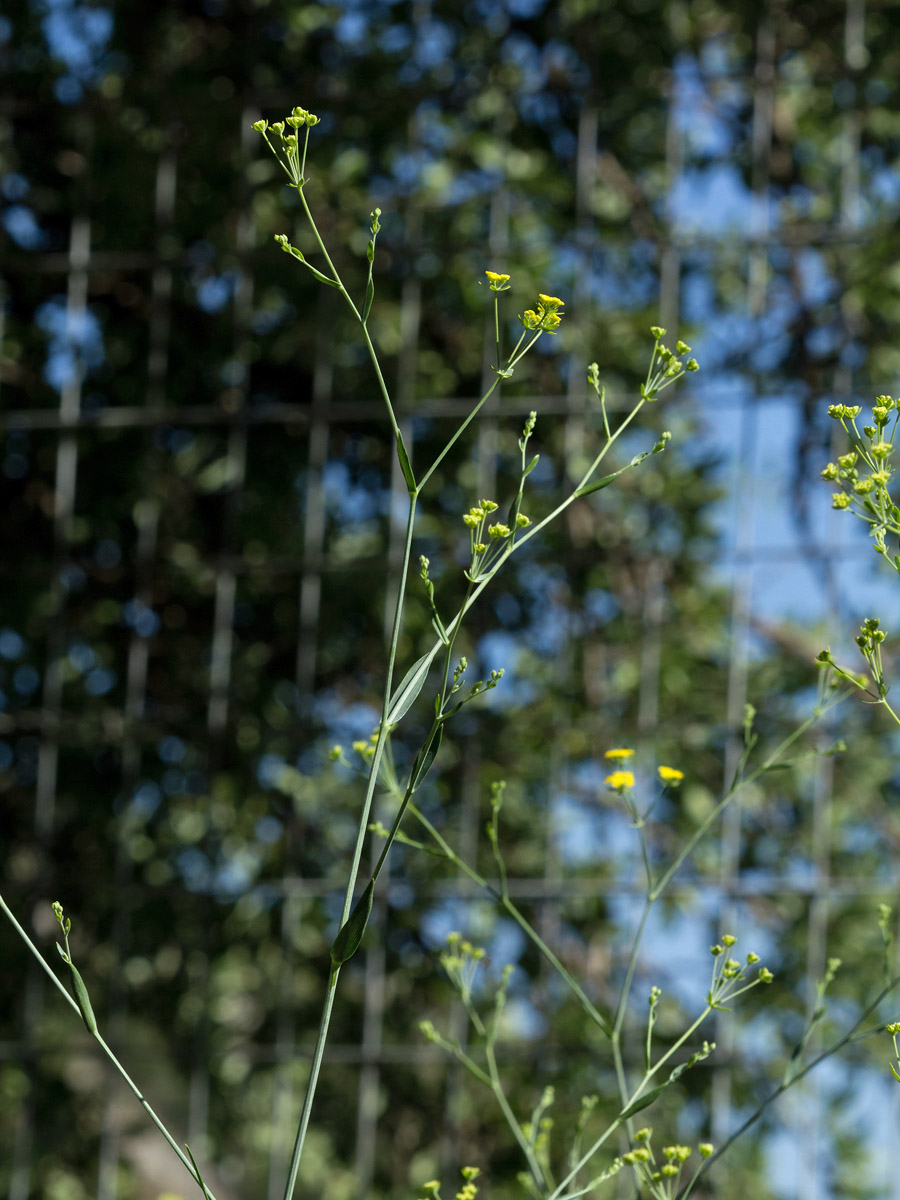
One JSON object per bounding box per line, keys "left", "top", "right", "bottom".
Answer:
{"left": 463, "top": 497, "right": 530, "bottom": 581}
{"left": 642, "top": 327, "right": 699, "bottom": 402}
{"left": 254, "top": 106, "right": 320, "bottom": 187}
{"left": 623, "top": 1128, "right": 715, "bottom": 1195}
{"left": 708, "top": 933, "right": 772, "bottom": 1006}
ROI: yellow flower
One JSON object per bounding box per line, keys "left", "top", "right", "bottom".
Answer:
{"left": 658, "top": 765, "right": 684, "bottom": 784}
{"left": 605, "top": 770, "right": 635, "bottom": 790}
{"left": 485, "top": 270, "right": 510, "bottom": 284}
{"left": 604, "top": 748, "right": 635, "bottom": 760}
{"left": 538, "top": 293, "right": 565, "bottom": 308}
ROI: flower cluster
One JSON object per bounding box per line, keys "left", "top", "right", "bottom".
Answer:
{"left": 822, "top": 396, "right": 900, "bottom": 565}
{"left": 440, "top": 932, "right": 486, "bottom": 1004}
{"left": 520, "top": 293, "right": 565, "bottom": 334}
{"left": 416, "top": 1168, "right": 481, "bottom": 1200}
{"left": 623, "top": 1129, "right": 714, "bottom": 1199}
{"left": 253, "top": 106, "right": 320, "bottom": 187}
{"left": 602, "top": 747, "right": 684, "bottom": 790}
{"left": 641, "top": 327, "right": 699, "bottom": 402}
{"left": 484, "top": 269, "right": 511, "bottom": 292}
{"left": 708, "top": 933, "right": 772, "bottom": 1007}
{"left": 462, "top": 497, "right": 530, "bottom": 581}
{"left": 816, "top": 617, "right": 887, "bottom": 700}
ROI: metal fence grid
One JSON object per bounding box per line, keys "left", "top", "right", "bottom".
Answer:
{"left": 3, "top": 2, "right": 900, "bottom": 1198}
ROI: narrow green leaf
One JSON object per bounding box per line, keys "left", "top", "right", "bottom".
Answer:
{"left": 185, "top": 1144, "right": 213, "bottom": 1200}
{"left": 386, "top": 651, "right": 433, "bottom": 726}
{"left": 68, "top": 962, "right": 98, "bottom": 1035}
{"left": 331, "top": 880, "right": 375, "bottom": 965}
{"left": 362, "top": 275, "right": 375, "bottom": 323}
{"left": 305, "top": 263, "right": 342, "bottom": 288}
{"left": 410, "top": 724, "right": 443, "bottom": 793}
{"left": 523, "top": 453, "right": 540, "bottom": 477}
{"left": 618, "top": 1083, "right": 666, "bottom": 1120}
{"left": 573, "top": 469, "right": 625, "bottom": 498}
{"left": 396, "top": 431, "right": 417, "bottom": 492}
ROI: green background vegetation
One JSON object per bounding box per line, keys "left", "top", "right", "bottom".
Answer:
{"left": 3, "top": 1, "right": 900, "bottom": 1198}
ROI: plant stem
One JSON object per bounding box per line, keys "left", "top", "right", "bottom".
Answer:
{"left": 0, "top": 891, "right": 213, "bottom": 1199}
{"left": 677, "top": 972, "right": 900, "bottom": 1199}
{"left": 282, "top": 495, "right": 418, "bottom": 1200}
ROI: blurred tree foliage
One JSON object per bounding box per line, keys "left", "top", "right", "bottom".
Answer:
{"left": 2, "top": 1, "right": 900, "bottom": 1198}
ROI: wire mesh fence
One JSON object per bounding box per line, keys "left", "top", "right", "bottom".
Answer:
{"left": 3, "top": 1, "right": 900, "bottom": 1197}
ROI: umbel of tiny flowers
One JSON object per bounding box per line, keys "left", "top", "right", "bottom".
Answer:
{"left": 823, "top": 395, "right": 900, "bottom": 570}
{"left": 416, "top": 1167, "right": 481, "bottom": 1200}
{"left": 623, "top": 1129, "right": 715, "bottom": 1200}
{"left": 707, "top": 934, "right": 772, "bottom": 1009}
{"left": 520, "top": 292, "right": 565, "bottom": 335}
{"left": 657, "top": 765, "right": 684, "bottom": 786}
{"left": 641, "top": 327, "right": 699, "bottom": 402}
{"left": 440, "top": 932, "right": 486, "bottom": 1006}
{"left": 253, "top": 107, "right": 320, "bottom": 188}
{"left": 484, "top": 269, "right": 511, "bottom": 292}
{"left": 462, "top": 497, "right": 532, "bottom": 583}
{"left": 815, "top": 616, "right": 900, "bottom": 727}
{"left": 602, "top": 749, "right": 685, "bottom": 791}
{"left": 604, "top": 748, "right": 636, "bottom": 790}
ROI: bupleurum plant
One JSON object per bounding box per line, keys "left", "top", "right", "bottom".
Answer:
{"left": 3, "top": 105, "right": 900, "bottom": 1200}
{"left": 819, "top": 393, "right": 900, "bottom": 1084}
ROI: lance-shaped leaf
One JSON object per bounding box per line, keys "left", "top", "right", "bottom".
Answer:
{"left": 396, "top": 431, "right": 416, "bottom": 492}
{"left": 56, "top": 943, "right": 98, "bottom": 1035}
{"left": 409, "top": 724, "right": 443, "bottom": 793}
{"left": 387, "top": 649, "right": 437, "bottom": 726}
{"left": 185, "top": 1144, "right": 214, "bottom": 1200}
{"left": 618, "top": 1042, "right": 714, "bottom": 1120}
{"left": 331, "top": 879, "right": 375, "bottom": 965}
{"left": 574, "top": 439, "right": 669, "bottom": 499}
{"left": 617, "top": 1083, "right": 666, "bottom": 1121}
{"left": 362, "top": 275, "right": 375, "bottom": 324}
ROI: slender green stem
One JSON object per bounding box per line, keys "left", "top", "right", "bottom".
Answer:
{"left": 0, "top": 891, "right": 212, "bottom": 1198}
{"left": 361, "top": 718, "right": 441, "bottom": 895}
{"left": 418, "top": 376, "right": 502, "bottom": 491}
{"left": 513, "top": 397, "right": 649, "bottom": 554}
{"left": 613, "top": 899, "right": 652, "bottom": 1038}
{"left": 282, "top": 496, "right": 418, "bottom": 1200}
{"left": 295, "top": 187, "right": 404, "bottom": 443}
{"left": 405, "top": 808, "right": 613, "bottom": 1037}
{"left": 438, "top": 580, "right": 475, "bottom": 708}
{"left": 485, "top": 1037, "right": 546, "bottom": 1188}
{"left": 282, "top": 966, "right": 339, "bottom": 1200}
{"left": 501, "top": 898, "right": 613, "bottom": 1038}
{"left": 650, "top": 695, "right": 845, "bottom": 903}
{"left": 1, "top": 890, "right": 81, "bottom": 1017}
{"left": 677, "top": 972, "right": 900, "bottom": 1199}
{"left": 547, "top": 1119, "right": 623, "bottom": 1200}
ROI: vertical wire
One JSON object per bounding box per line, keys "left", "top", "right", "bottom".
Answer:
{"left": 353, "top": 116, "right": 426, "bottom": 1198}
{"left": 35, "top": 210, "right": 91, "bottom": 837}
{"left": 266, "top": 297, "right": 334, "bottom": 1199}
{"left": 9, "top": 203, "right": 92, "bottom": 1200}
{"left": 95, "top": 136, "right": 176, "bottom": 1200}
{"left": 796, "top": 4, "right": 868, "bottom": 1195}
{"left": 708, "top": 5, "right": 775, "bottom": 1150}
{"left": 186, "top": 107, "right": 257, "bottom": 1164}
